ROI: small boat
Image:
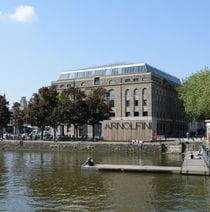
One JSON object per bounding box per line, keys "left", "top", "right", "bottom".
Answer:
{"left": 81, "top": 164, "right": 98, "bottom": 170}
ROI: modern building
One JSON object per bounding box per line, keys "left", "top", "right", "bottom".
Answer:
{"left": 20, "top": 96, "right": 27, "bottom": 110}
{"left": 52, "top": 63, "right": 186, "bottom": 141}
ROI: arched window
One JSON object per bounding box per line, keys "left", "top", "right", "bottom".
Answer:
{"left": 142, "top": 88, "right": 147, "bottom": 95}
{"left": 109, "top": 80, "right": 115, "bottom": 84}
{"left": 134, "top": 89, "right": 138, "bottom": 96}
{"left": 142, "top": 88, "right": 148, "bottom": 116}
{"left": 134, "top": 89, "right": 138, "bottom": 107}
{"left": 108, "top": 90, "right": 115, "bottom": 107}
{"left": 125, "top": 89, "right": 130, "bottom": 96}
{"left": 125, "top": 89, "right": 130, "bottom": 108}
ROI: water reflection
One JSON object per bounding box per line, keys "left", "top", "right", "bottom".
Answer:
{"left": 0, "top": 152, "right": 8, "bottom": 200}
{"left": 27, "top": 152, "right": 108, "bottom": 211}
{"left": 0, "top": 151, "right": 209, "bottom": 211}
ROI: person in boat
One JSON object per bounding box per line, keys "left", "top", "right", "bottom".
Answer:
{"left": 84, "top": 157, "right": 94, "bottom": 166}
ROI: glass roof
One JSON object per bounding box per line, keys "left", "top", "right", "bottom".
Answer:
{"left": 58, "top": 63, "right": 181, "bottom": 85}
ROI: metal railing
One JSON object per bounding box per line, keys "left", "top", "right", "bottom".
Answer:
{"left": 201, "top": 143, "right": 210, "bottom": 168}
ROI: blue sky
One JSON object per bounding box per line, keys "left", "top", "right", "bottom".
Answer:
{"left": 0, "top": 0, "right": 210, "bottom": 105}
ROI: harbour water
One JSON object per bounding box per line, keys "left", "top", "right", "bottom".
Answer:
{"left": 0, "top": 151, "right": 209, "bottom": 211}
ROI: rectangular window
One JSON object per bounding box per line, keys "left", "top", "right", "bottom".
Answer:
{"left": 126, "top": 112, "right": 130, "bottom": 117}
{"left": 109, "top": 100, "right": 115, "bottom": 107}
{"left": 126, "top": 100, "right": 130, "bottom": 107}
{"left": 143, "top": 99, "right": 147, "bottom": 106}
{"left": 125, "top": 79, "right": 131, "bottom": 83}
{"left": 134, "top": 100, "right": 138, "bottom": 106}
{"left": 110, "top": 112, "right": 115, "bottom": 117}
{"left": 133, "top": 78, "right": 139, "bottom": 82}
{"left": 143, "top": 111, "right": 148, "bottom": 116}
{"left": 134, "top": 112, "right": 139, "bottom": 116}
{"left": 60, "top": 84, "right": 64, "bottom": 88}
{"left": 94, "top": 77, "right": 100, "bottom": 85}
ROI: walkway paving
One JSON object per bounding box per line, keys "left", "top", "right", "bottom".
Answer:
{"left": 181, "top": 151, "right": 209, "bottom": 175}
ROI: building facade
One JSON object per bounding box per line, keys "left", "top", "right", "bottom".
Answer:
{"left": 52, "top": 63, "right": 186, "bottom": 141}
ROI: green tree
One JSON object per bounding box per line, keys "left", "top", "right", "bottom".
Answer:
{"left": 50, "top": 97, "right": 63, "bottom": 140}
{"left": 11, "top": 102, "right": 26, "bottom": 135}
{"left": 177, "top": 68, "right": 210, "bottom": 120}
{"left": 27, "top": 86, "right": 58, "bottom": 139}
{"left": 86, "top": 88, "right": 112, "bottom": 139}
{"left": 60, "top": 87, "right": 88, "bottom": 137}
{"left": 0, "top": 95, "right": 10, "bottom": 138}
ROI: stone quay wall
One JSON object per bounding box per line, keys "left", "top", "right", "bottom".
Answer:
{"left": 0, "top": 140, "right": 191, "bottom": 153}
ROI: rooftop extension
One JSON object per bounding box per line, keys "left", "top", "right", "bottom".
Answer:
{"left": 58, "top": 63, "right": 181, "bottom": 85}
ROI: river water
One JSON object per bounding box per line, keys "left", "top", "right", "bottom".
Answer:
{"left": 0, "top": 151, "right": 209, "bottom": 211}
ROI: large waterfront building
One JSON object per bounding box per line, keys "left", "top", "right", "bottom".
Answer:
{"left": 52, "top": 63, "right": 186, "bottom": 141}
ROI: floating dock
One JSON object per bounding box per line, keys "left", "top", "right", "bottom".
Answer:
{"left": 82, "top": 151, "right": 210, "bottom": 176}
{"left": 82, "top": 164, "right": 181, "bottom": 174}
{"left": 181, "top": 151, "right": 209, "bottom": 175}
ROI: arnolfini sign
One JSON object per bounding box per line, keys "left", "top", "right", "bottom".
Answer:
{"left": 102, "top": 120, "right": 153, "bottom": 141}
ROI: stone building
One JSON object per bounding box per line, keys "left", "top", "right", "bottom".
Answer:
{"left": 51, "top": 63, "right": 186, "bottom": 141}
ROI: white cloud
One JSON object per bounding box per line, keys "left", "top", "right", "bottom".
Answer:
{"left": 0, "top": 6, "right": 37, "bottom": 23}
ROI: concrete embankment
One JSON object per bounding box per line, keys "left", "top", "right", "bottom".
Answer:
{"left": 0, "top": 140, "right": 161, "bottom": 152}
{"left": 0, "top": 140, "right": 205, "bottom": 153}
{"left": 0, "top": 140, "right": 196, "bottom": 153}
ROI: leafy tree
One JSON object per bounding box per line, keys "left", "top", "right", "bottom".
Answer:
{"left": 11, "top": 102, "right": 26, "bottom": 135}
{"left": 50, "top": 97, "right": 64, "bottom": 140}
{"left": 0, "top": 95, "right": 10, "bottom": 138}
{"left": 177, "top": 68, "right": 210, "bottom": 120}
{"left": 60, "top": 87, "right": 88, "bottom": 137}
{"left": 27, "top": 86, "right": 58, "bottom": 139}
{"left": 86, "top": 87, "right": 112, "bottom": 139}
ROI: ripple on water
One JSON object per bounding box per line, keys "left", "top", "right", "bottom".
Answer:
{"left": 0, "top": 151, "right": 209, "bottom": 211}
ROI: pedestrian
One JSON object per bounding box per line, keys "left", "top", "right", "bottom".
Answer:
{"left": 186, "top": 131, "right": 189, "bottom": 139}
{"left": 19, "top": 136, "right": 24, "bottom": 146}
{"left": 190, "top": 152, "right": 194, "bottom": 159}
{"left": 154, "top": 132, "right": 157, "bottom": 142}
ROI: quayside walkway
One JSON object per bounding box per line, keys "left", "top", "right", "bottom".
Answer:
{"left": 82, "top": 150, "right": 210, "bottom": 176}
{"left": 181, "top": 151, "right": 209, "bottom": 175}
